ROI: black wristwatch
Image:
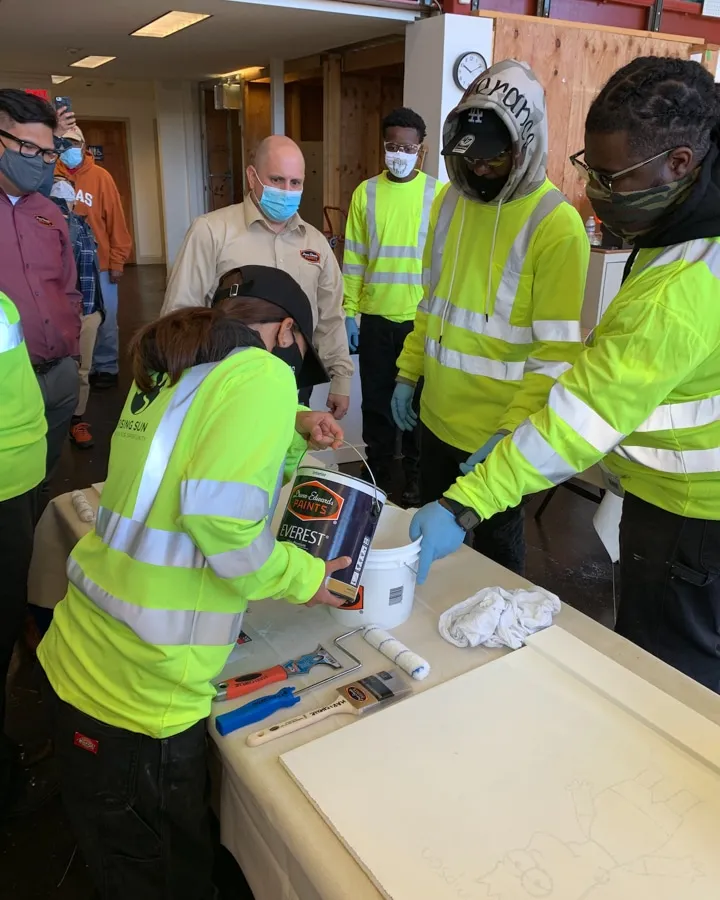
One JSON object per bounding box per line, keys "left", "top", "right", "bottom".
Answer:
{"left": 439, "top": 497, "right": 481, "bottom": 532}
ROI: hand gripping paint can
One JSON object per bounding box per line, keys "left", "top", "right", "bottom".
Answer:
{"left": 277, "top": 466, "right": 386, "bottom": 603}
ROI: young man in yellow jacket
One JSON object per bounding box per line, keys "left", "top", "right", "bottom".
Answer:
{"left": 392, "top": 59, "right": 588, "bottom": 573}
{"left": 343, "top": 108, "right": 441, "bottom": 504}
{"left": 411, "top": 58, "right": 720, "bottom": 692}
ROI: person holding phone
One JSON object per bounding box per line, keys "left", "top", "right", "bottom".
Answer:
{"left": 38, "top": 266, "right": 349, "bottom": 899}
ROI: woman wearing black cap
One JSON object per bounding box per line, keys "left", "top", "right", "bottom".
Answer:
{"left": 38, "top": 265, "right": 349, "bottom": 900}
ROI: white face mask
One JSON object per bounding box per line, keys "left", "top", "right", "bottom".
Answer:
{"left": 385, "top": 151, "right": 418, "bottom": 179}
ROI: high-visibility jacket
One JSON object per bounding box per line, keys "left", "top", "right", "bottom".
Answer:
{"left": 446, "top": 238, "right": 720, "bottom": 520}
{"left": 343, "top": 171, "right": 442, "bottom": 323}
{"left": 0, "top": 292, "right": 46, "bottom": 502}
{"left": 38, "top": 348, "right": 325, "bottom": 738}
{"left": 396, "top": 180, "right": 589, "bottom": 453}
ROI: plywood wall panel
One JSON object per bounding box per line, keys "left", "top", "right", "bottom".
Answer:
{"left": 491, "top": 16, "right": 698, "bottom": 211}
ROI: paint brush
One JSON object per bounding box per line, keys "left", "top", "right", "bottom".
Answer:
{"left": 246, "top": 669, "right": 411, "bottom": 747}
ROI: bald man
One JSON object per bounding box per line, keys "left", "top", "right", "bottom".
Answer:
{"left": 162, "top": 135, "right": 353, "bottom": 418}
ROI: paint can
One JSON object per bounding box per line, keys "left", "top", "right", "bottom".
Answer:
{"left": 277, "top": 466, "right": 386, "bottom": 603}
{"left": 328, "top": 505, "right": 421, "bottom": 629}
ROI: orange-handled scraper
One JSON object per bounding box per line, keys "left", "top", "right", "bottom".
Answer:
{"left": 214, "top": 644, "right": 342, "bottom": 702}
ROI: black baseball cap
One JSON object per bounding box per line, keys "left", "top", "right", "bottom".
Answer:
{"left": 442, "top": 108, "right": 511, "bottom": 159}
{"left": 212, "top": 265, "right": 329, "bottom": 389}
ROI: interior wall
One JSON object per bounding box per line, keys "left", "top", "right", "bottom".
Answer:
{"left": 340, "top": 73, "right": 403, "bottom": 214}
{"left": 69, "top": 81, "right": 165, "bottom": 265}
{"left": 488, "top": 15, "right": 699, "bottom": 212}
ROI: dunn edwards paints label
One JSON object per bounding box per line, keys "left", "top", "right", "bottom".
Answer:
{"left": 277, "top": 467, "right": 386, "bottom": 603}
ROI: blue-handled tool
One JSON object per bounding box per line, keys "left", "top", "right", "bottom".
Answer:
{"left": 215, "top": 686, "right": 305, "bottom": 736}
{"left": 214, "top": 628, "right": 364, "bottom": 737}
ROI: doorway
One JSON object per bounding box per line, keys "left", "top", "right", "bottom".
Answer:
{"left": 202, "top": 89, "right": 244, "bottom": 212}
{"left": 76, "top": 118, "right": 137, "bottom": 264}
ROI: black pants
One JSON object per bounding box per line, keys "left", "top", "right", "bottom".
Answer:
{"left": 0, "top": 485, "right": 39, "bottom": 811}
{"left": 618, "top": 493, "right": 720, "bottom": 693}
{"left": 36, "top": 356, "right": 80, "bottom": 477}
{"left": 420, "top": 424, "right": 525, "bottom": 575}
{"left": 358, "top": 314, "right": 419, "bottom": 485}
{"left": 47, "top": 684, "right": 214, "bottom": 899}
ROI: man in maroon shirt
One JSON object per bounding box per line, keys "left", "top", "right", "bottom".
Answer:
{"left": 0, "top": 89, "right": 81, "bottom": 476}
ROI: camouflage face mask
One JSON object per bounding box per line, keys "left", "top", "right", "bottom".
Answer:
{"left": 586, "top": 170, "right": 697, "bottom": 242}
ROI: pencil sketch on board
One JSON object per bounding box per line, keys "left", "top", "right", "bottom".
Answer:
{"left": 476, "top": 769, "right": 706, "bottom": 899}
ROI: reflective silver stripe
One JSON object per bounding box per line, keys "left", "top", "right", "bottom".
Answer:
{"left": 0, "top": 320, "right": 23, "bottom": 353}
{"left": 376, "top": 245, "right": 419, "bottom": 259}
{"left": 180, "top": 479, "right": 269, "bottom": 520}
{"left": 68, "top": 558, "right": 244, "bottom": 646}
{"left": 343, "top": 263, "right": 366, "bottom": 276}
{"left": 512, "top": 420, "right": 578, "bottom": 483}
{"left": 366, "top": 272, "right": 423, "bottom": 286}
{"left": 417, "top": 297, "right": 430, "bottom": 314}
{"left": 494, "top": 190, "right": 566, "bottom": 321}
{"left": 613, "top": 444, "right": 720, "bottom": 475}
{"left": 344, "top": 239, "right": 368, "bottom": 256}
{"left": 525, "top": 359, "right": 573, "bottom": 380}
{"left": 133, "top": 361, "right": 223, "bottom": 521}
{"left": 207, "top": 526, "right": 276, "bottom": 578}
{"left": 418, "top": 175, "right": 436, "bottom": 258}
{"left": 634, "top": 239, "right": 720, "bottom": 279}
{"left": 636, "top": 395, "right": 720, "bottom": 433}
{"left": 425, "top": 337, "right": 525, "bottom": 381}
{"left": 366, "top": 176, "right": 380, "bottom": 259}
{"left": 532, "top": 320, "right": 582, "bottom": 343}
{"left": 425, "top": 294, "right": 532, "bottom": 344}
{"left": 422, "top": 267, "right": 431, "bottom": 289}
{"left": 548, "top": 383, "right": 625, "bottom": 454}
{"left": 430, "top": 188, "right": 461, "bottom": 293}
{"left": 95, "top": 506, "right": 205, "bottom": 568}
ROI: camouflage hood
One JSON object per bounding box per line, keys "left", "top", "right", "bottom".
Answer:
{"left": 443, "top": 59, "right": 548, "bottom": 204}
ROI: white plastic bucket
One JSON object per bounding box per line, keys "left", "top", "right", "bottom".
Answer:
{"left": 328, "top": 505, "right": 421, "bottom": 629}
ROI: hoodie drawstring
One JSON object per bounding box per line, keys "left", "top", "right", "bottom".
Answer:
{"left": 439, "top": 199, "right": 466, "bottom": 345}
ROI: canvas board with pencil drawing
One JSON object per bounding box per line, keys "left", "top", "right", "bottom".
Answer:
{"left": 281, "top": 626, "right": 720, "bottom": 900}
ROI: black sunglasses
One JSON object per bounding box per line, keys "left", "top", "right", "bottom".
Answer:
{"left": 0, "top": 129, "right": 59, "bottom": 165}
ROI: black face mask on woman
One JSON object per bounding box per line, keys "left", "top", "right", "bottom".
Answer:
{"left": 272, "top": 335, "right": 304, "bottom": 386}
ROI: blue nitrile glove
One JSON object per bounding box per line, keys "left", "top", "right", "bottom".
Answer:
{"left": 345, "top": 317, "right": 360, "bottom": 353}
{"left": 391, "top": 382, "right": 418, "bottom": 431}
{"left": 459, "top": 432, "right": 506, "bottom": 475}
{"left": 410, "top": 501, "right": 466, "bottom": 585}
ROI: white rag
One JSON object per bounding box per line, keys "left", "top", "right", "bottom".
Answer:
{"left": 438, "top": 586, "right": 561, "bottom": 650}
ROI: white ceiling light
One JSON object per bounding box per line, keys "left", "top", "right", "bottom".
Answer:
{"left": 70, "top": 56, "right": 116, "bottom": 69}
{"left": 131, "top": 11, "right": 211, "bottom": 38}
{"left": 51, "top": 75, "right": 72, "bottom": 84}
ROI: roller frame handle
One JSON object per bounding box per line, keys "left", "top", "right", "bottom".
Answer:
{"left": 247, "top": 696, "right": 353, "bottom": 747}
{"left": 220, "top": 665, "right": 288, "bottom": 700}
{"left": 215, "top": 686, "right": 301, "bottom": 737}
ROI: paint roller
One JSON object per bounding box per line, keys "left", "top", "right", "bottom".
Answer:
{"left": 359, "top": 625, "right": 430, "bottom": 681}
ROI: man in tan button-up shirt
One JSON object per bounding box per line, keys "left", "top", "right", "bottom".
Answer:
{"left": 162, "top": 135, "right": 353, "bottom": 418}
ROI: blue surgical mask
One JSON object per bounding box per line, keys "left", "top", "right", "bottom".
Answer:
{"left": 256, "top": 182, "right": 302, "bottom": 223}
{"left": 60, "top": 146, "right": 83, "bottom": 169}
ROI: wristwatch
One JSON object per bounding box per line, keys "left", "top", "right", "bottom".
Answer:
{"left": 439, "top": 497, "right": 481, "bottom": 532}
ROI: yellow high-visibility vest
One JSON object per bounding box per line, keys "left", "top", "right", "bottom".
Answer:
{"left": 343, "top": 171, "right": 442, "bottom": 323}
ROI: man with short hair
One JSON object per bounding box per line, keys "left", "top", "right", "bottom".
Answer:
{"left": 163, "top": 134, "right": 353, "bottom": 419}
{"left": 0, "top": 88, "right": 82, "bottom": 477}
{"left": 57, "top": 125, "right": 132, "bottom": 389}
{"left": 343, "top": 107, "right": 441, "bottom": 504}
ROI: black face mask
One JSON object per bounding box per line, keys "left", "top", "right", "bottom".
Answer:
{"left": 272, "top": 335, "right": 304, "bottom": 386}
{"left": 466, "top": 171, "right": 506, "bottom": 202}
